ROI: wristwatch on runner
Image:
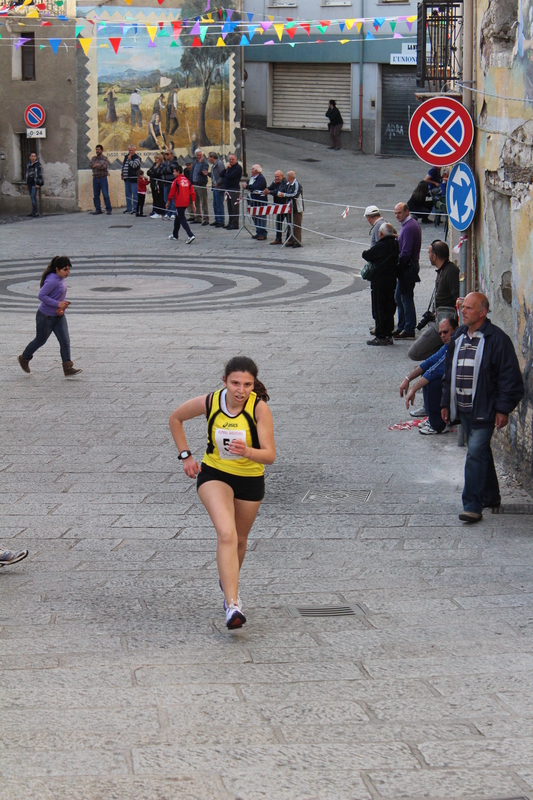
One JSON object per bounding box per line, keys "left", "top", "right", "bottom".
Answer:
{"left": 178, "top": 450, "right": 192, "bottom": 460}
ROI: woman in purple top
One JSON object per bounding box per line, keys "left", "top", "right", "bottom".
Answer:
{"left": 18, "top": 256, "right": 81, "bottom": 376}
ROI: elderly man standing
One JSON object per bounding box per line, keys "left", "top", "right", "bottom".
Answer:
{"left": 279, "top": 171, "right": 303, "bottom": 247}
{"left": 89, "top": 145, "right": 112, "bottom": 216}
{"left": 364, "top": 205, "right": 386, "bottom": 246}
{"left": 362, "top": 222, "right": 399, "bottom": 346}
{"left": 208, "top": 151, "right": 225, "bottom": 227}
{"left": 191, "top": 149, "right": 210, "bottom": 225}
{"left": 263, "top": 169, "right": 288, "bottom": 245}
{"left": 121, "top": 144, "right": 141, "bottom": 214}
{"left": 243, "top": 164, "right": 268, "bottom": 241}
{"left": 393, "top": 202, "right": 421, "bottom": 340}
{"left": 441, "top": 293, "right": 524, "bottom": 523}
{"left": 221, "top": 153, "right": 242, "bottom": 230}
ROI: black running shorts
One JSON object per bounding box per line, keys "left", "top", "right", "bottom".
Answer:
{"left": 196, "top": 463, "right": 265, "bottom": 502}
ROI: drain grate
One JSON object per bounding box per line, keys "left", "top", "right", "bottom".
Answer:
{"left": 375, "top": 183, "right": 396, "bottom": 187}
{"left": 108, "top": 225, "right": 133, "bottom": 228}
{"left": 91, "top": 286, "right": 132, "bottom": 292}
{"left": 287, "top": 604, "right": 365, "bottom": 618}
{"left": 302, "top": 489, "right": 371, "bottom": 503}
{"left": 492, "top": 505, "right": 533, "bottom": 515}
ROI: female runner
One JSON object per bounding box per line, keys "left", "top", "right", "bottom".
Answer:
{"left": 18, "top": 256, "right": 81, "bottom": 376}
{"left": 169, "top": 356, "right": 275, "bottom": 629}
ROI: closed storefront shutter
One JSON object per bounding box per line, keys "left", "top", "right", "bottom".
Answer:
{"left": 381, "top": 66, "right": 421, "bottom": 155}
{"left": 272, "top": 63, "right": 351, "bottom": 130}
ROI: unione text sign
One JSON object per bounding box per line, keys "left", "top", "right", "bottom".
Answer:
{"left": 390, "top": 54, "right": 417, "bottom": 64}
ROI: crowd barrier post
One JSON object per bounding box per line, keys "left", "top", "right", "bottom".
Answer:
{"left": 233, "top": 190, "right": 293, "bottom": 246}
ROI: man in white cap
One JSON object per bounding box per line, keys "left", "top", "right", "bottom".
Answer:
{"left": 364, "top": 205, "right": 386, "bottom": 246}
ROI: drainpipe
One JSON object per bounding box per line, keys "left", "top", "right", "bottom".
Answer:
{"left": 241, "top": 45, "right": 247, "bottom": 176}
{"left": 358, "top": 0, "right": 365, "bottom": 150}
{"left": 462, "top": 0, "right": 474, "bottom": 294}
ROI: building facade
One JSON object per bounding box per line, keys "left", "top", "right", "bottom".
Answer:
{"left": 243, "top": 0, "right": 420, "bottom": 154}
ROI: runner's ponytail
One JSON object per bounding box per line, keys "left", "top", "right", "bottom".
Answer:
{"left": 253, "top": 378, "right": 269, "bottom": 403}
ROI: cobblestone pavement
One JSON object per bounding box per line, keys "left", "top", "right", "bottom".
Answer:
{"left": 1, "top": 132, "right": 533, "bottom": 800}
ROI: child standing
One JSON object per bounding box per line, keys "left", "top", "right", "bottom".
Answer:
{"left": 136, "top": 169, "right": 150, "bottom": 217}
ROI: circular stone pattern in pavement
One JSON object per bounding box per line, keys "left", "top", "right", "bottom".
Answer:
{"left": 0, "top": 254, "right": 364, "bottom": 314}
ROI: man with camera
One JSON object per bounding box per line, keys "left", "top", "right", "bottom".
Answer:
{"left": 400, "top": 316, "right": 458, "bottom": 434}
{"left": 408, "top": 240, "right": 460, "bottom": 362}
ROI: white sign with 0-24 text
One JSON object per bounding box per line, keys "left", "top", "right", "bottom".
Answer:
{"left": 27, "top": 128, "right": 46, "bottom": 138}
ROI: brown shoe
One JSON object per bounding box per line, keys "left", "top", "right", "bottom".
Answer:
{"left": 18, "top": 355, "right": 30, "bottom": 373}
{"left": 270, "top": 240, "right": 282, "bottom": 245}
{"left": 459, "top": 511, "right": 483, "bottom": 523}
{"left": 63, "top": 361, "right": 82, "bottom": 376}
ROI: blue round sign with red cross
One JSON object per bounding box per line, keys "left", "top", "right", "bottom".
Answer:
{"left": 24, "top": 104, "right": 46, "bottom": 128}
{"left": 409, "top": 97, "right": 474, "bottom": 167}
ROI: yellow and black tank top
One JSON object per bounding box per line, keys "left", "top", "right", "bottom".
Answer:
{"left": 202, "top": 389, "right": 264, "bottom": 477}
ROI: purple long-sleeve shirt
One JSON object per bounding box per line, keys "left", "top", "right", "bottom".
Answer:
{"left": 398, "top": 215, "right": 422, "bottom": 268}
{"left": 38, "top": 273, "right": 67, "bottom": 315}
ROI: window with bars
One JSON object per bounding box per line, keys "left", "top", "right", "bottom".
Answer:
{"left": 416, "top": 1, "right": 463, "bottom": 90}
{"left": 21, "top": 32, "right": 35, "bottom": 81}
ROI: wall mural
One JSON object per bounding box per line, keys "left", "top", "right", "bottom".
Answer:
{"left": 79, "top": 5, "right": 238, "bottom": 161}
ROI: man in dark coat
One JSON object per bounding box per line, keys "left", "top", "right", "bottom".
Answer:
{"left": 362, "top": 222, "right": 400, "bottom": 346}
{"left": 220, "top": 153, "right": 242, "bottom": 230}
{"left": 441, "top": 292, "right": 524, "bottom": 523}
{"left": 325, "top": 99, "right": 344, "bottom": 150}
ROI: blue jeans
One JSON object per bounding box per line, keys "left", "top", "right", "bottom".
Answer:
{"left": 459, "top": 412, "right": 501, "bottom": 514}
{"left": 163, "top": 184, "right": 175, "bottom": 216}
{"left": 423, "top": 379, "right": 445, "bottom": 432}
{"left": 131, "top": 105, "right": 142, "bottom": 127}
{"left": 93, "top": 176, "right": 112, "bottom": 213}
{"left": 124, "top": 181, "right": 138, "bottom": 212}
{"left": 28, "top": 184, "right": 38, "bottom": 214}
{"left": 395, "top": 280, "right": 416, "bottom": 335}
{"left": 23, "top": 309, "right": 71, "bottom": 363}
{"left": 250, "top": 200, "right": 267, "bottom": 236}
{"left": 212, "top": 188, "right": 225, "bottom": 225}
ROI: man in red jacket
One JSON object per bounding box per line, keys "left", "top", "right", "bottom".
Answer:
{"left": 166, "top": 166, "right": 196, "bottom": 243}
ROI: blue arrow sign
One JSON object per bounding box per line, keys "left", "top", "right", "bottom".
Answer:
{"left": 447, "top": 163, "right": 476, "bottom": 231}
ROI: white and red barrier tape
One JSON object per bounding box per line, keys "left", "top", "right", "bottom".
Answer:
{"left": 247, "top": 203, "right": 292, "bottom": 216}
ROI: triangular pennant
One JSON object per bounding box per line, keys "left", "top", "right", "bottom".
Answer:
{"left": 40, "top": 20, "right": 52, "bottom": 26}
{"left": 407, "top": 15, "right": 417, "bottom": 22}
{"left": 239, "top": 34, "right": 249, "bottom": 45}
{"left": 289, "top": 42, "right": 295, "bottom": 47}
{"left": 26, "top": 8, "right": 40, "bottom": 18}
{"left": 221, "top": 32, "right": 228, "bottom": 40}
{"left": 147, "top": 40, "right": 157, "bottom": 47}
{"left": 338, "top": 22, "right": 345, "bottom": 32}
{"left": 247, "top": 24, "right": 255, "bottom": 39}
{"left": 48, "top": 37, "right": 61, "bottom": 53}
{"left": 405, "top": 16, "right": 416, "bottom": 31}
{"left": 57, "top": 15, "right": 69, "bottom": 20}
{"left": 286, "top": 26, "right": 296, "bottom": 39}
{"left": 39, "top": 44, "right": 46, "bottom": 48}
{"left": 192, "top": 36, "right": 201, "bottom": 46}
{"left": 124, "top": 0, "right": 132, "bottom": 5}
{"left": 158, "top": 27, "right": 169, "bottom": 36}
{"left": 300, "top": 22, "right": 310, "bottom": 35}
{"left": 316, "top": 25, "right": 327, "bottom": 34}
{"left": 227, "top": 8, "right": 233, "bottom": 19}
{"left": 365, "top": 31, "right": 375, "bottom": 39}
{"left": 390, "top": 20, "right": 396, "bottom": 32}
{"left": 355, "top": 20, "right": 363, "bottom": 33}
{"left": 246, "top": 11, "right": 254, "bottom": 21}
{"left": 285, "top": 20, "right": 296, "bottom": 28}
{"left": 171, "top": 20, "right": 183, "bottom": 37}
{"left": 108, "top": 36, "right": 121, "bottom": 53}
{"left": 170, "top": 39, "right": 179, "bottom": 47}
{"left": 204, "top": 0, "right": 210, "bottom": 11}
{"left": 216, "top": 36, "right": 225, "bottom": 46}
{"left": 146, "top": 24, "right": 157, "bottom": 41}
{"left": 318, "top": 19, "right": 330, "bottom": 27}
{"left": 75, "top": 24, "right": 84, "bottom": 36}
{"left": 267, "top": 14, "right": 274, "bottom": 20}
{"left": 199, "top": 25, "right": 208, "bottom": 42}
{"left": 78, "top": 36, "right": 91, "bottom": 55}
{"left": 373, "top": 17, "right": 385, "bottom": 30}
{"left": 264, "top": 39, "right": 275, "bottom": 45}
{"left": 21, "top": 0, "right": 31, "bottom": 5}
{"left": 393, "top": 32, "right": 403, "bottom": 38}
{"left": 190, "top": 19, "right": 200, "bottom": 35}
{"left": 157, "top": 0, "right": 165, "bottom": 4}
{"left": 273, "top": 22, "right": 284, "bottom": 40}
{"left": 345, "top": 18, "right": 355, "bottom": 30}
{"left": 315, "top": 38, "right": 324, "bottom": 43}
{"left": 339, "top": 39, "right": 349, "bottom": 44}
{"left": 260, "top": 20, "right": 272, "bottom": 31}
{"left": 157, "top": 21, "right": 164, "bottom": 29}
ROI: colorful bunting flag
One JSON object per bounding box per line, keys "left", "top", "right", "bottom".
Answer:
{"left": 239, "top": 34, "right": 249, "bottom": 45}
{"left": 146, "top": 24, "right": 157, "bottom": 41}
{"left": 365, "top": 31, "right": 375, "bottom": 39}
{"left": 190, "top": 19, "right": 200, "bottom": 35}
{"left": 192, "top": 36, "right": 201, "bottom": 46}
{"left": 390, "top": 20, "right": 396, "bottom": 32}
{"left": 171, "top": 21, "right": 182, "bottom": 38}
{"left": 216, "top": 36, "right": 225, "bottom": 46}
{"left": 75, "top": 24, "right": 84, "bottom": 37}
{"left": 246, "top": 11, "right": 254, "bottom": 21}
{"left": 108, "top": 36, "right": 121, "bottom": 53}
{"left": 339, "top": 39, "right": 349, "bottom": 44}
{"left": 40, "top": 20, "right": 52, "bottom": 26}
{"left": 26, "top": 9, "right": 40, "bottom": 18}
{"left": 345, "top": 18, "right": 355, "bottom": 30}
{"left": 264, "top": 39, "right": 274, "bottom": 44}
{"left": 48, "top": 37, "right": 61, "bottom": 53}
{"left": 260, "top": 21, "right": 272, "bottom": 31}
{"left": 14, "top": 37, "right": 31, "bottom": 49}
{"left": 199, "top": 25, "right": 208, "bottom": 42}
{"left": 300, "top": 22, "right": 310, "bottom": 35}
{"left": 338, "top": 22, "right": 345, "bottom": 32}
{"left": 373, "top": 17, "right": 385, "bottom": 30}
{"left": 247, "top": 24, "right": 255, "bottom": 39}
{"left": 286, "top": 26, "right": 296, "bottom": 39}
{"left": 273, "top": 22, "right": 284, "bottom": 40}
{"left": 78, "top": 36, "right": 91, "bottom": 55}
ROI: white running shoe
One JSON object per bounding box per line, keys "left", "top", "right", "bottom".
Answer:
{"left": 168, "top": 234, "right": 178, "bottom": 240}
{"left": 186, "top": 235, "right": 195, "bottom": 244}
{"left": 409, "top": 406, "right": 427, "bottom": 418}
{"left": 419, "top": 422, "right": 450, "bottom": 435}
{"left": 219, "top": 579, "right": 241, "bottom": 612}
{"left": 226, "top": 602, "right": 246, "bottom": 629}
{"left": 150, "top": 213, "right": 162, "bottom": 219}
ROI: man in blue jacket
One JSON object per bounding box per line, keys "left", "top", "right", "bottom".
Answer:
{"left": 401, "top": 316, "right": 458, "bottom": 431}
{"left": 441, "top": 293, "right": 524, "bottom": 523}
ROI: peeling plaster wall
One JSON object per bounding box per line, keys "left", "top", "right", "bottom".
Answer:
{"left": 475, "top": 0, "right": 533, "bottom": 484}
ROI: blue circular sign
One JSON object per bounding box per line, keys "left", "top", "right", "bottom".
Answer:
{"left": 446, "top": 163, "right": 477, "bottom": 232}
{"left": 24, "top": 104, "right": 46, "bottom": 128}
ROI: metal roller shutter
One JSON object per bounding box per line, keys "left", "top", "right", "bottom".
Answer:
{"left": 272, "top": 63, "right": 351, "bottom": 130}
{"left": 381, "top": 66, "right": 421, "bottom": 155}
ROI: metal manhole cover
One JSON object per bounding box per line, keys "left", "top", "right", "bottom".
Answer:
{"left": 287, "top": 604, "right": 365, "bottom": 618}
{"left": 375, "top": 183, "right": 396, "bottom": 187}
{"left": 108, "top": 225, "right": 133, "bottom": 228}
{"left": 299, "top": 158, "right": 322, "bottom": 162}
{"left": 302, "top": 489, "right": 371, "bottom": 503}
{"left": 491, "top": 505, "right": 533, "bottom": 515}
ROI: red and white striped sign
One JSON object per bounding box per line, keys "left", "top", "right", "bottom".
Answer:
{"left": 247, "top": 203, "right": 291, "bottom": 216}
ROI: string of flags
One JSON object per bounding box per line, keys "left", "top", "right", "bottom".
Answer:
{"left": 0, "top": 3, "right": 419, "bottom": 52}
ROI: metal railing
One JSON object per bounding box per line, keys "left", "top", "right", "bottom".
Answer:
{"left": 235, "top": 191, "right": 294, "bottom": 246}
{"left": 417, "top": 1, "right": 463, "bottom": 92}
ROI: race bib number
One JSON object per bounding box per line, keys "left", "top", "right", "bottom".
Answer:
{"left": 215, "top": 428, "right": 247, "bottom": 459}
